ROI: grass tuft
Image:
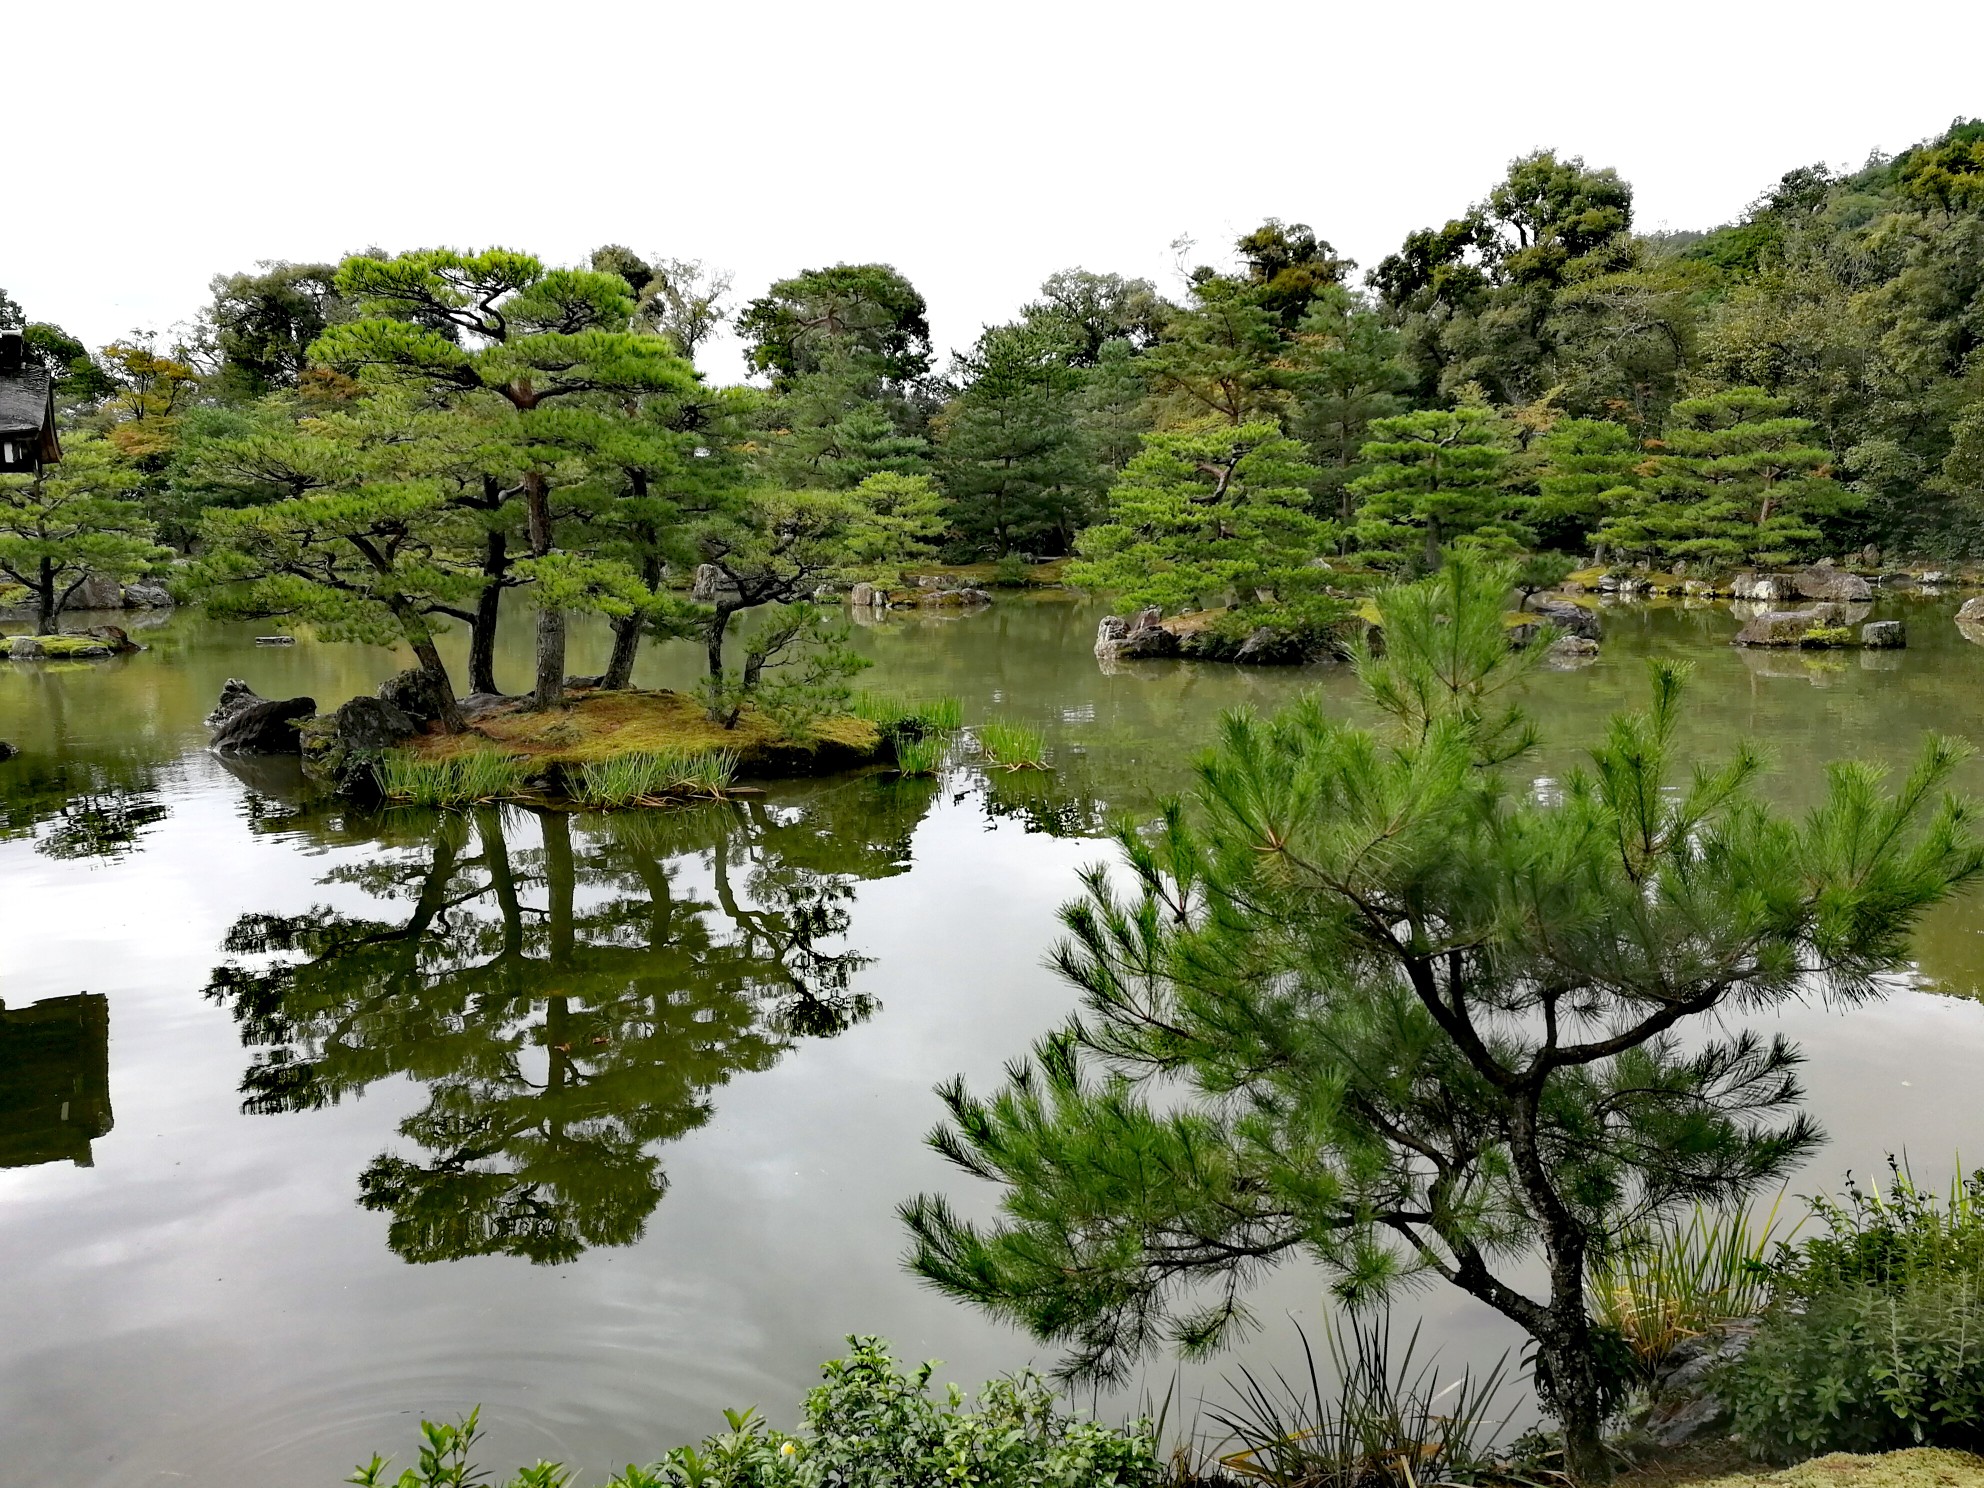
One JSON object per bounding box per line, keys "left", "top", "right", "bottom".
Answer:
{"left": 894, "top": 736, "right": 949, "bottom": 777}
{"left": 976, "top": 719, "right": 1048, "bottom": 771}
{"left": 573, "top": 748, "right": 740, "bottom": 807}
{"left": 1589, "top": 1196, "right": 1793, "bottom": 1371}
{"left": 376, "top": 749, "right": 531, "bottom": 806}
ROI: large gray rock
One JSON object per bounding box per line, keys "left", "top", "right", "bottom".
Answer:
{"left": 1732, "top": 572, "right": 1798, "bottom": 603}
{"left": 1095, "top": 606, "right": 1178, "bottom": 661}
{"left": 377, "top": 667, "right": 449, "bottom": 727}
{"left": 300, "top": 696, "right": 418, "bottom": 794}
{"left": 848, "top": 582, "right": 878, "bottom": 608}
{"left": 122, "top": 581, "right": 174, "bottom": 609}
{"left": 1797, "top": 566, "right": 1874, "bottom": 602}
{"left": 1524, "top": 599, "right": 1601, "bottom": 640}
{"left": 1958, "top": 596, "right": 1984, "bottom": 625}
{"left": 1734, "top": 606, "right": 1842, "bottom": 647}
{"left": 1861, "top": 620, "right": 1906, "bottom": 649}
{"left": 6, "top": 634, "right": 114, "bottom": 659}
{"left": 1547, "top": 635, "right": 1601, "bottom": 666}
{"left": 920, "top": 587, "right": 992, "bottom": 607}
{"left": 691, "top": 563, "right": 741, "bottom": 602}
{"left": 208, "top": 683, "right": 317, "bottom": 754}
{"left": 67, "top": 573, "right": 127, "bottom": 610}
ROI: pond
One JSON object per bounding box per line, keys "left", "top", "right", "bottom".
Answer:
{"left": 5, "top": 594, "right": 1984, "bottom": 1486}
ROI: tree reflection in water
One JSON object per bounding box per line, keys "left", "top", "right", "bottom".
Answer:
{"left": 204, "top": 778, "right": 938, "bottom": 1264}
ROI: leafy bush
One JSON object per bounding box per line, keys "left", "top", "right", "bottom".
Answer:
{"left": 1720, "top": 1275, "right": 1984, "bottom": 1460}
{"left": 1182, "top": 597, "right": 1355, "bottom": 664}
{"left": 1772, "top": 1164, "right": 1984, "bottom": 1302}
{"left": 352, "top": 1336, "right": 1159, "bottom": 1488}
{"left": 992, "top": 554, "right": 1031, "bottom": 588}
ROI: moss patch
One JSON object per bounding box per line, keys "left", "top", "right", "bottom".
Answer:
{"left": 1677, "top": 1451, "right": 1984, "bottom": 1488}
{"left": 408, "top": 688, "right": 884, "bottom": 781}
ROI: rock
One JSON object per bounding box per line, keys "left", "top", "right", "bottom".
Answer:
{"left": 1526, "top": 599, "right": 1601, "bottom": 640}
{"left": 848, "top": 582, "right": 879, "bottom": 608}
{"left": 67, "top": 573, "right": 127, "bottom": 610}
{"left": 1861, "top": 620, "right": 1906, "bottom": 648}
{"left": 1547, "top": 635, "right": 1601, "bottom": 665}
{"left": 206, "top": 678, "right": 264, "bottom": 728}
{"left": 85, "top": 625, "right": 141, "bottom": 653}
{"left": 1682, "top": 579, "right": 1718, "bottom": 597}
{"left": 254, "top": 635, "right": 295, "bottom": 646}
{"left": 1959, "top": 596, "right": 1984, "bottom": 625}
{"left": 121, "top": 581, "right": 174, "bottom": 608}
{"left": 1734, "top": 605, "right": 1843, "bottom": 647}
{"left": 299, "top": 696, "right": 417, "bottom": 793}
{"left": 1796, "top": 566, "right": 1874, "bottom": 602}
{"left": 1638, "top": 1321, "right": 1755, "bottom": 1449}
{"left": 1880, "top": 572, "right": 1919, "bottom": 589}
{"left": 1095, "top": 606, "right": 1178, "bottom": 661}
{"left": 1614, "top": 576, "right": 1649, "bottom": 597}
{"left": 6, "top": 634, "right": 113, "bottom": 658}
{"left": 1232, "top": 627, "right": 1289, "bottom": 664}
{"left": 1732, "top": 572, "right": 1798, "bottom": 603}
{"left": 920, "top": 587, "right": 992, "bottom": 607}
{"left": 1861, "top": 544, "right": 1882, "bottom": 567}
{"left": 208, "top": 686, "right": 317, "bottom": 754}
{"left": 460, "top": 692, "right": 517, "bottom": 721}
{"left": 690, "top": 563, "right": 740, "bottom": 603}
{"left": 0, "top": 741, "right": 16, "bottom": 761}
{"left": 377, "top": 667, "right": 449, "bottom": 727}
{"left": 1921, "top": 570, "right": 1955, "bottom": 586}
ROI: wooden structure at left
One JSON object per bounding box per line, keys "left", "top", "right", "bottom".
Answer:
{"left": 0, "top": 329, "right": 62, "bottom": 474}
{"left": 0, "top": 992, "right": 113, "bottom": 1168}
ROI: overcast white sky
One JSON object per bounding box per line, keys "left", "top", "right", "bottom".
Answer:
{"left": 8, "top": 0, "right": 1981, "bottom": 383}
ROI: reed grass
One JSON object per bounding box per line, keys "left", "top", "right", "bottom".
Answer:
{"left": 1202, "top": 1314, "right": 1514, "bottom": 1488}
{"left": 1589, "top": 1196, "right": 1794, "bottom": 1370}
{"left": 375, "top": 749, "right": 532, "bottom": 806}
{"left": 572, "top": 748, "right": 739, "bottom": 806}
{"left": 854, "top": 692, "right": 965, "bottom": 739}
{"left": 976, "top": 719, "right": 1048, "bottom": 771}
{"left": 894, "top": 735, "right": 949, "bottom": 777}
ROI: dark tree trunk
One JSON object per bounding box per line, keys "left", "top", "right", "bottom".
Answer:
{"left": 407, "top": 635, "right": 467, "bottom": 734}
{"left": 603, "top": 616, "right": 643, "bottom": 691}
{"left": 468, "top": 527, "right": 509, "bottom": 697}
{"left": 705, "top": 605, "right": 735, "bottom": 680}
{"left": 524, "top": 471, "right": 565, "bottom": 710}
{"left": 35, "top": 557, "right": 56, "bottom": 635}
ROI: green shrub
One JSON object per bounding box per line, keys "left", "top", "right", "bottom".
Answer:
{"left": 374, "top": 749, "right": 531, "bottom": 806}
{"left": 1183, "top": 597, "right": 1355, "bottom": 664}
{"left": 992, "top": 554, "right": 1030, "bottom": 588}
{"left": 1720, "top": 1276, "right": 1984, "bottom": 1460}
{"left": 1773, "top": 1164, "right": 1984, "bottom": 1302}
{"left": 976, "top": 720, "right": 1047, "bottom": 771}
{"left": 353, "top": 1336, "right": 1160, "bottom": 1488}
{"left": 854, "top": 693, "right": 964, "bottom": 741}
{"left": 1801, "top": 625, "right": 1853, "bottom": 647}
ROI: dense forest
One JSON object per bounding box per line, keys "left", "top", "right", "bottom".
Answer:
{"left": 5, "top": 117, "right": 1984, "bottom": 700}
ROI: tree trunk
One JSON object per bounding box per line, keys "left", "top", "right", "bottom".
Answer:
{"left": 35, "top": 557, "right": 56, "bottom": 635}
{"left": 603, "top": 616, "right": 643, "bottom": 691}
{"left": 1423, "top": 518, "right": 1441, "bottom": 571}
{"left": 407, "top": 635, "right": 467, "bottom": 734}
{"left": 524, "top": 471, "right": 565, "bottom": 710}
{"left": 468, "top": 527, "right": 509, "bottom": 696}
{"left": 1537, "top": 1304, "right": 1611, "bottom": 1485}
{"left": 706, "top": 605, "right": 735, "bottom": 680}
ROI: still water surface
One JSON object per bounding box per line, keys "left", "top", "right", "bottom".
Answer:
{"left": 5, "top": 596, "right": 1984, "bottom": 1485}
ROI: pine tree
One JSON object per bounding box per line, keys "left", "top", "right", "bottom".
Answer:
{"left": 903, "top": 556, "right": 1984, "bottom": 1485}
{"left": 1598, "top": 388, "right": 1846, "bottom": 567}
{"left": 1068, "top": 422, "right": 1331, "bottom": 612}
{"left": 0, "top": 434, "right": 169, "bottom": 634}
{"left": 1350, "top": 407, "right": 1518, "bottom": 567}
{"left": 1534, "top": 417, "right": 1644, "bottom": 554}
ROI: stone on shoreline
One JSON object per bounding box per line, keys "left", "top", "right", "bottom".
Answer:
{"left": 207, "top": 679, "right": 317, "bottom": 754}
{"left": 1861, "top": 620, "right": 1906, "bottom": 648}
{"left": 1734, "top": 606, "right": 1844, "bottom": 647}
{"left": 1095, "top": 606, "right": 1178, "bottom": 661}
{"left": 1796, "top": 566, "right": 1874, "bottom": 602}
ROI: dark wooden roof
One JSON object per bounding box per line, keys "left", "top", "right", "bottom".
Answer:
{"left": 0, "top": 366, "right": 61, "bottom": 463}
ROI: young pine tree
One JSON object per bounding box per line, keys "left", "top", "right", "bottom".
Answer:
{"left": 0, "top": 435, "right": 168, "bottom": 634}
{"left": 1533, "top": 417, "right": 1644, "bottom": 556}
{"left": 903, "top": 555, "right": 1983, "bottom": 1486}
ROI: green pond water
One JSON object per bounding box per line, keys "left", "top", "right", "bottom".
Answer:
{"left": 5, "top": 594, "right": 1984, "bottom": 1485}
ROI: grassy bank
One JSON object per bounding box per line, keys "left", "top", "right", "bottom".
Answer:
{"left": 378, "top": 689, "right": 887, "bottom": 807}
